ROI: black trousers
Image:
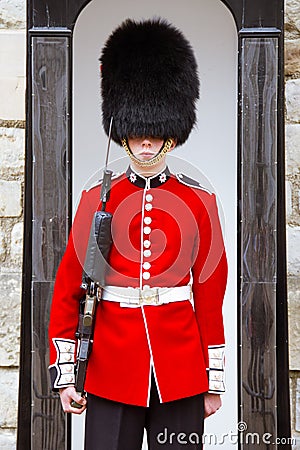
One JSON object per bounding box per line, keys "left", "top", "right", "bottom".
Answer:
{"left": 84, "top": 378, "right": 204, "bottom": 450}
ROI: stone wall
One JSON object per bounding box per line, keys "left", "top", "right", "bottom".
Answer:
{"left": 0, "top": 0, "right": 299, "bottom": 449}
{"left": 285, "top": 1, "right": 300, "bottom": 448}
{"left": 0, "top": 1, "right": 26, "bottom": 449}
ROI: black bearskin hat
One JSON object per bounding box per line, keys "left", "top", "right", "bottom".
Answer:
{"left": 100, "top": 18, "right": 199, "bottom": 146}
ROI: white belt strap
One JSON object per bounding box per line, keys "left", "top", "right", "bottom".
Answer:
{"left": 102, "top": 285, "right": 192, "bottom": 307}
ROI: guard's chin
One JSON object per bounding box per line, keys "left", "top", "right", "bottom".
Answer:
{"left": 138, "top": 154, "right": 156, "bottom": 161}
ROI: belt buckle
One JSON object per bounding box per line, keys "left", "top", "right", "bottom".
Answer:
{"left": 139, "top": 288, "right": 159, "bottom": 305}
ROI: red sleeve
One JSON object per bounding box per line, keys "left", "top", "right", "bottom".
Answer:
{"left": 48, "top": 190, "right": 95, "bottom": 390}
{"left": 192, "top": 192, "right": 228, "bottom": 394}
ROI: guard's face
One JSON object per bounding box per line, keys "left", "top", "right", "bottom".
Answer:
{"left": 127, "top": 136, "right": 165, "bottom": 162}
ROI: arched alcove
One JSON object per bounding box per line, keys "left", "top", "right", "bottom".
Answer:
{"left": 72, "top": 2, "right": 237, "bottom": 448}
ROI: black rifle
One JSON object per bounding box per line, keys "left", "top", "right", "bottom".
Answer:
{"left": 71, "top": 118, "right": 113, "bottom": 408}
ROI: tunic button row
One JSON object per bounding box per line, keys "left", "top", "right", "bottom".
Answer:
{"left": 143, "top": 194, "right": 153, "bottom": 281}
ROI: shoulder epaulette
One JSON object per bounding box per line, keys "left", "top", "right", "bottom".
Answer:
{"left": 176, "top": 173, "right": 212, "bottom": 195}
{"left": 86, "top": 171, "right": 124, "bottom": 192}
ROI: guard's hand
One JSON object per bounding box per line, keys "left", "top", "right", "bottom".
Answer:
{"left": 204, "top": 393, "right": 222, "bottom": 418}
{"left": 59, "top": 386, "right": 87, "bottom": 414}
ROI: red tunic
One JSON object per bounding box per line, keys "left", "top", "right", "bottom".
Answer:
{"left": 48, "top": 167, "right": 227, "bottom": 406}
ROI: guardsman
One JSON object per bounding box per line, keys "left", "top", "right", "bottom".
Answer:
{"left": 48, "top": 18, "right": 228, "bottom": 449}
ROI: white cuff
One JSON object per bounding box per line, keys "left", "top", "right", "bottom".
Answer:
{"left": 208, "top": 345, "right": 225, "bottom": 394}
{"left": 49, "top": 338, "right": 76, "bottom": 389}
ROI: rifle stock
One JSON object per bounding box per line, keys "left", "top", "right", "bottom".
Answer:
{"left": 71, "top": 288, "right": 99, "bottom": 408}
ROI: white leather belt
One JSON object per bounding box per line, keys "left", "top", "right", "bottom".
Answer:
{"left": 102, "top": 285, "right": 192, "bottom": 307}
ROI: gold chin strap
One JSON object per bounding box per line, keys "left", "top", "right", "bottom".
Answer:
{"left": 121, "top": 138, "right": 173, "bottom": 168}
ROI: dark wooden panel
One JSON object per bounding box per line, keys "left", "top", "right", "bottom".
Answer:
{"left": 28, "top": 0, "right": 90, "bottom": 29}
{"left": 239, "top": 37, "right": 278, "bottom": 448}
{"left": 18, "top": 33, "right": 71, "bottom": 450}
{"left": 242, "top": 0, "right": 283, "bottom": 29}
